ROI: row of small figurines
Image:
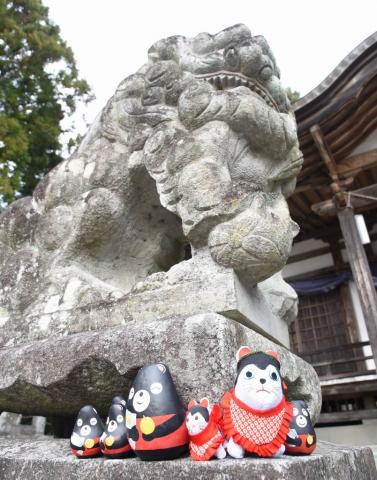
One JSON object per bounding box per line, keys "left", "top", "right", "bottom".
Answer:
{"left": 70, "top": 347, "right": 317, "bottom": 461}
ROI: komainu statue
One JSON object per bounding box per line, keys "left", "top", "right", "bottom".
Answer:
{"left": 0, "top": 25, "right": 321, "bottom": 422}
{"left": 0, "top": 24, "right": 301, "bottom": 342}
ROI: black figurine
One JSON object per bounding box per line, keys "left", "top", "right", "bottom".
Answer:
{"left": 70, "top": 405, "right": 104, "bottom": 458}
{"left": 100, "top": 402, "right": 133, "bottom": 458}
{"left": 126, "top": 363, "right": 189, "bottom": 460}
{"left": 285, "top": 400, "right": 317, "bottom": 455}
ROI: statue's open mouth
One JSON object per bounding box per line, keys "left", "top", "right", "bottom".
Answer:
{"left": 195, "top": 71, "right": 279, "bottom": 111}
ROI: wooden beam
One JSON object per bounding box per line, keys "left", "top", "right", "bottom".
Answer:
{"left": 337, "top": 205, "right": 377, "bottom": 372}
{"left": 310, "top": 125, "right": 346, "bottom": 205}
{"left": 312, "top": 183, "right": 377, "bottom": 216}
{"left": 337, "top": 148, "right": 377, "bottom": 178}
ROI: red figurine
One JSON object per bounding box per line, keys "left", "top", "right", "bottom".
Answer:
{"left": 186, "top": 398, "right": 226, "bottom": 461}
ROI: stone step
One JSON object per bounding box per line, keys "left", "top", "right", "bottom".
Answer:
{"left": 0, "top": 438, "right": 375, "bottom": 480}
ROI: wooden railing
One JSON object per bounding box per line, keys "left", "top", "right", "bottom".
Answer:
{"left": 298, "top": 341, "right": 375, "bottom": 380}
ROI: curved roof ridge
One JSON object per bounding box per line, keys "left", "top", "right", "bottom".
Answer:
{"left": 294, "top": 31, "right": 377, "bottom": 111}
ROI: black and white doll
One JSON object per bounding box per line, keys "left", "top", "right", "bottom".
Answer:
{"left": 70, "top": 405, "right": 104, "bottom": 458}
{"left": 285, "top": 400, "right": 316, "bottom": 455}
{"left": 221, "top": 346, "right": 293, "bottom": 458}
{"left": 186, "top": 398, "right": 226, "bottom": 461}
{"left": 126, "top": 363, "right": 189, "bottom": 460}
{"left": 100, "top": 402, "right": 133, "bottom": 458}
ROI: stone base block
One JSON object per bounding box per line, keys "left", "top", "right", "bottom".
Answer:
{"left": 1, "top": 254, "right": 295, "bottom": 349}
{"left": 0, "top": 313, "right": 321, "bottom": 421}
{"left": 0, "top": 439, "right": 375, "bottom": 480}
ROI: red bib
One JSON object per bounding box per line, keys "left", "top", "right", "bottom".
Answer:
{"left": 188, "top": 404, "right": 224, "bottom": 461}
{"left": 221, "top": 389, "right": 292, "bottom": 457}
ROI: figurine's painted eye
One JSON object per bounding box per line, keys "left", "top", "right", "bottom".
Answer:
{"left": 245, "top": 370, "right": 253, "bottom": 379}
{"left": 128, "top": 387, "right": 135, "bottom": 399}
{"left": 116, "top": 414, "right": 124, "bottom": 423}
{"left": 270, "top": 371, "right": 278, "bottom": 381}
{"left": 267, "top": 365, "right": 279, "bottom": 381}
{"left": 195, "top": 415, "right": 199, "bottom": 421}
{"left": 108, "top": 420, "right": 117, "bottom": 433}
{"left": 90, "top": 417, "right": 97, "bottom": 426}
{"left": 156, "top": 364, "right": 166, "bottom": 373}
{"left": 302, "top": 409, "right": 308, "bottom": 417}
{"left": 150, "top": 382, "right": 163, "bottom": 395}
{"left": 77, "top": 419, "right": 83, "bottom": 427}
{"left": 293, "top": 408, "right": 299, "bottom": 416}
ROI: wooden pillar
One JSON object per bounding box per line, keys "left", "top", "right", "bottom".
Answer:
{"left": 337, "top": 205, "right": 377, "bottom": 364}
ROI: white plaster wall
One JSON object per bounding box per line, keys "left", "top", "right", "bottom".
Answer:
{"left": 282, "top": 253, "right": 334, "bottom": 279}
{"left": 289, "top": 238, "right": 329, "bottom": 256}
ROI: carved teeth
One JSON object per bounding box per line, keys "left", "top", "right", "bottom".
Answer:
{"left": 199, "top": 72, "right": 277, "bottom": 110}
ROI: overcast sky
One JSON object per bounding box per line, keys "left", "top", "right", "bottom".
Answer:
{"left": 43, "top": 0, "right": 377, "bottom": 134}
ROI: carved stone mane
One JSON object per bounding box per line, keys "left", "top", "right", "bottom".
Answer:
{"left": 0, "top": 24, "right": 302, "bottom": 346}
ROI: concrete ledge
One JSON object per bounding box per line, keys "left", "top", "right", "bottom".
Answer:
{"left": 0, "top": 438, "right": 375, "bottom": 480}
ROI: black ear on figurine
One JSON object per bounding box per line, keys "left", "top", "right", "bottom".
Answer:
{"left": 100, "top": 402, "right": 133, "bottom": 458}
{"left": 125, "top": 363, "right": 189, "bottom": 460}
{"left": 70, "top": 405, "right": 104, "bottom": 458}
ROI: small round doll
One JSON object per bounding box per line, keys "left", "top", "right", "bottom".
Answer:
{"left": 126, "top": 363, "right": 189, "bottom": 460}
{"left": 285, "top": 400, "right": 316, "bottom": 455}
{"left": 221, "top": 346, "right": 293, "bottom": 458}
{"left": 70, "top": 405, "right": 104, "bottom": 458}
{"left": 100, "top": 402, "right": 133, "bottom": 458}
{"left": 186, "top": 398, "right": 226, "bottom": 461}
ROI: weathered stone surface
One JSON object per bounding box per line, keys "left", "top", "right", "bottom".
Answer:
{"left": 0, "top": 24, "right": 302, "bottom": 346}
{"left": 0, "top": 313, "right": 321, "bottom": 421}
{"left": 0, "top": 250, "right": 297, "bottom": 348}
{"left": 0, "top": 439, "right": 375, "bottom": 480}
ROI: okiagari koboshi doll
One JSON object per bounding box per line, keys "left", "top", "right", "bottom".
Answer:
{"left": 70, "top": 405, "right": 104, "bottom": 458}
{"left": 285, "top": 400, "right": 316, "bottom": 455}
{"left": 125, "top": 363, "right": 189, "bottom": 460}
{"left": 186, "top": 398, "right": 226, "bottom": 461}
{"left": 221, "top": 347, "right": 293, "bottom": 458}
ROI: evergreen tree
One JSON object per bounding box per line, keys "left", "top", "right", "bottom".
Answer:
{"left": 0, "top": 0, "right": 92, "bottom": 205}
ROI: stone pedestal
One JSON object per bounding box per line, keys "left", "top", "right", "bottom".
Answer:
{"left": 0, "top": 439, "right": 375, "bottom": 480}
{"left": 0, "top": 313, "right": 321, "bottom": 420}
